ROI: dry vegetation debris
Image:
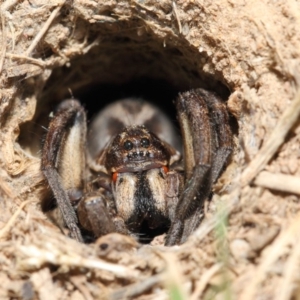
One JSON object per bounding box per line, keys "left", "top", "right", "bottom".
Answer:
{"left": 0, "top": 0, "right": 300, "bottom": 299}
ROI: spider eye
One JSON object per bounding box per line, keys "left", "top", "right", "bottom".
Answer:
{"left": 141, "top": 138, "right": 150, "bottom": 148}
{"left": 123, "top": 140, "right": 133, "bottom": 150}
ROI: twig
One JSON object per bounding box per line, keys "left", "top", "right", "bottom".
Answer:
{"left": 110, "top": 274, "right": 163, "bottom": 300}
{"left": 92, "top": 15, "right": 116, "bottom": 23}
{"left": 18, "top": 244, "right": 139, "bottom": 279}
{"left": 0, "top": 199, "right": 35, "bottom": 239}
{"left": 5, "top": 53, "right": 45, "bottom": 67}
{"left": 26, "top": 2, "right": 64, "bottom": 56}
{"left": 254, "top": 171, "right": 300, "bottom": 195}
{"left": 190, "top": 263, "right": 223, "bottom": 300}
{"left": 241, "top": 89, "right": 300, "bottom": 186}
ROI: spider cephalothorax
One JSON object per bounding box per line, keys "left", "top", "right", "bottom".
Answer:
{"left": 102, "top": 125, "right": 174, "bottom": 173}
{"left": 41, "top": 89, "right": 232, "bottom": 245}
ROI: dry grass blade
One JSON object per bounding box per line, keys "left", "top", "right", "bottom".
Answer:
{"left": 69, "top": 276, "right": 94, "bottom": 300}
{"left": 186, "top": 192, "right": 238, "bottom": 245}
{"left": 241, "top": 89, "right": 300, "bottom": 186}
{"left": 160, "top": 251, "right": 189, "bottom": 300}
{"left": 0, "top": 9, "right": 7, "bottom": 73}
{"left": 190, "top": 263, "right": 223, "bottom": 300}
{"left": 172, "top": 1, "right": 182, "bottom": 34}
{"left": 242, "top": 212, "right": 300, "bottom": 300}
{"left": 1, "top": 0, "right": 19, "bottom": 12}
{"left": 254, "top": 171, "right": 300, "bottom": 195}
{"left": 275, "top": 237, "right": 300, "bottom": 300}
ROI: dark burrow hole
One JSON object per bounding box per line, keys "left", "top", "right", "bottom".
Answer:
{"left": 19, "top": 35, "right": 231, "bottom": 155}
{"left": 78, "top": 77, "right": 179, "bottom": 124}
{"left": 18, "top": 33, "right": 234, "bottom": 244}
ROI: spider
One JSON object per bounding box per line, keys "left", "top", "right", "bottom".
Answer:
{"left": 41, "top": 88, "right": 232, "bottom": 246}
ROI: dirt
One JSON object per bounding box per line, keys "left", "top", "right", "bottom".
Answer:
{"left": 0, "top": 0, "right": 300, "bottom": 299}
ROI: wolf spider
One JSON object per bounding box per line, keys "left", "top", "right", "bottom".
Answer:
{"left": 41, "top": 88, "right": 232, "bottom": 246}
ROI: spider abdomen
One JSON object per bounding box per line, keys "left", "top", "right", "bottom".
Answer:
{"left": 112, "top": 168, "right": 173, "bottom": 236}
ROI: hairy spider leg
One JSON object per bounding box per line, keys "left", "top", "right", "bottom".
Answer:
{"left": 204, "top": 89, "right": 232, "bottom": 184}
{"left": 165, "top": 89, "right": 232, "bottom": 246}
{"left": 42, "top": 99, "right": 87, "bottom": 242}
{"left": 180, "top": 89, "right": 233, "bottom": 243}
{"left": 77, "top": 193, "right": 116, "bottom": 237}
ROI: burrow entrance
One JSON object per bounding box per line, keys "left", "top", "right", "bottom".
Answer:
{"left": 16, "top": 21, "right": 234, "bottom": 244}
